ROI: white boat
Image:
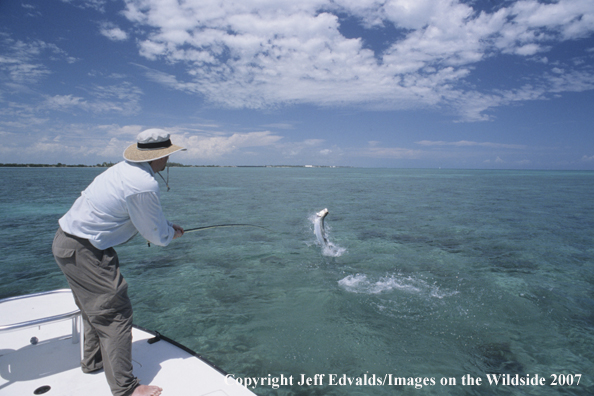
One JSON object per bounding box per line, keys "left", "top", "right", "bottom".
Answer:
{"left": 0, "top": 289, "right": 256, "bottom": 396}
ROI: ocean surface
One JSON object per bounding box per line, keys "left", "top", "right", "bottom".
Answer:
{"left": 1, "top": 167, "right": 593, "bottom": 395}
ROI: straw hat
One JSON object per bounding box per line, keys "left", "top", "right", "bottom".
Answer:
{"left": 123, "top": 129, "right": 186, "bottom": 163}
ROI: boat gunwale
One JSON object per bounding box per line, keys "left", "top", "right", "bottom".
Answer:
{"left": 132, "top": 324, "right": 230, "bottom": 377}
{"left": 1, "top": 289, "right": 233, "bottom": 381}
{"left": 0, "top": 289, "right": 80, "bottom": 332}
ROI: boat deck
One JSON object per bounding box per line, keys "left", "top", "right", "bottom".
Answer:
{"left": 0, "top": 290, "right": 255, "bottom": 396}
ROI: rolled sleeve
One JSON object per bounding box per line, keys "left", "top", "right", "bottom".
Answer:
{"left": 126, "top": 192, "right": 174, "bottom": 246}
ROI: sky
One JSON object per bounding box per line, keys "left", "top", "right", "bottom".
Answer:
{"left": 1, "top": 0, "right": 593, "bottom": 169}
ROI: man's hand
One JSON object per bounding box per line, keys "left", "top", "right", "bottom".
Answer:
{"left": 172, "top": 224, "right": 184, "bottom": 239}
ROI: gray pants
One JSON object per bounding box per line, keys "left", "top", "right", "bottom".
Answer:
{"left": 52, "top": 227, "right": 140, "bottom": 396}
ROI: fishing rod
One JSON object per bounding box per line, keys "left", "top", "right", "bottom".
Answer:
{"left": 184, "top": 224, "right": 272, "bottom": 233}
{"left": 147, "top": 223, "right": 271, "bottom": 246}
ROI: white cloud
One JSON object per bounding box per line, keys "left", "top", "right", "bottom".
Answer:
{"left": 6, "top": 123, "right": 125, "bottom": 161}
{"left": 60, "top": 0, "right": 107, "bottom": 12}
{"left": 119, "top": 0, "right": 594, "bottom": 121}
{"left": 43, "top": 94, "right": 88, "bottom": 110}
{"left": 0, "top": 118, "right": 286, "bottom": 164}
{"left": 304, "top": 139, "right": 325, "bottom": 146}
{"left": 359, "top": 138, "right": 532, "bottom": 162}
{"left": 0, "top": 33, "right": 78, "bottom": 87}
{"left": 261, "top": 123, "right": 295, "bottom": 130}
{"left": 485, "top": 156, "right": 506, "bottom": 164}
{"left": 21, "top": 3, "right": 42, "bottom": 17}
{"left": 40, "top": 83, "right": 143, "bottom": 115}
{"left": 173, "top": 131, "right": 283, "bottom": 159}
{"left": 360, "top": 146, "right": 425, "bottom": 159}
{"left": 100, "top": 23, "right": 128, "bottom": 41}
{"left": 106, "top": 125, "right": 144, "bottom": 138}
{"left": 0, "top": 37, "right": 51, "bottom": 83}
{"left": 276, "top": 137, "right": 329, "bottom": 157}
{"left": 514, "top": 43, "right": 543, "bottom": 56}
{"left": 416, "top": 140, "right": 527, "bottom": 149}
{"left": 509, "top": 0, "right": 594, "bottom": 40}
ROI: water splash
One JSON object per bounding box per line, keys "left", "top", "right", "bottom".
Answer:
{"left": 338, "top": 273, "right": 459, "bottom": 299}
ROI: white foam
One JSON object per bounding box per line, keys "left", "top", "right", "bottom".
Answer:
{"left": 338, "top": 273, "right": 368, "bottom": 290}
{"left": 338, "top": 273, "right": 459, "bottom": 298}
{"left": 322, "top": 242, "right": 347, "bottom": 257}
{"left": 338, "top": 274, "right": 419, "bottom": 294}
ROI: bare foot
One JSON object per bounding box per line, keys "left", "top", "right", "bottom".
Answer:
{"left": 131, "top": 385, "right": 163, "bottom": 396}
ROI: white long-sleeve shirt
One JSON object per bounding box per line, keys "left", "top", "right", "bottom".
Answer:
{"left": 59, "top": 161, "right": 175, "bottom": 250}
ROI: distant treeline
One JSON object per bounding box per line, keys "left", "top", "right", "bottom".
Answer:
{"left": 0, "top": 163, "right": 341, "bottom": 168}
{"left": 0, "top": 162, "right": 116, "bottom": 168}
{"left": 0, "top": 162, "right": 198, "bottom": 168}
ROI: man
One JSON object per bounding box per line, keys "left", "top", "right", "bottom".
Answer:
{"left": 52, "top": 129, "right": 186, "bottom": 396}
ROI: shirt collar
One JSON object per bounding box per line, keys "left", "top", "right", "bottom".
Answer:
{"left": 126, "top": 160, "right": 155, "bottom": 177}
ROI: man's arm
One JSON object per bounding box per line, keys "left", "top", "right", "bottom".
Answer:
{"left": 127, "top": 192, "right": 181, "bottom": 246}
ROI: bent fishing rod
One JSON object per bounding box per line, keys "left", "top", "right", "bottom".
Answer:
{"left": 185, "top": 224, "right": 272, "bottom": 232}
{"left": 147, "top": 223, "right": 271, "bottom": 247}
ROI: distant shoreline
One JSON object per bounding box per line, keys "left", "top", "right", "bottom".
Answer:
{"left": 0, "top": 163, "right": 345, "bottom": 168}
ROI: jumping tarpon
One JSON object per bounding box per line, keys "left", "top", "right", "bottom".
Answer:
{"left": 314, "top": 208, "right": 329, "bottom": 246}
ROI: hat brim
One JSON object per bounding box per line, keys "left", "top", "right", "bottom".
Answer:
{"left": 123, "top": 143, "right": 186, "bottom": 163}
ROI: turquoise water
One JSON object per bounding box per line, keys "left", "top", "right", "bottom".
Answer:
{"left": 1, "top": 167, "right": 593, "bottom": 395}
